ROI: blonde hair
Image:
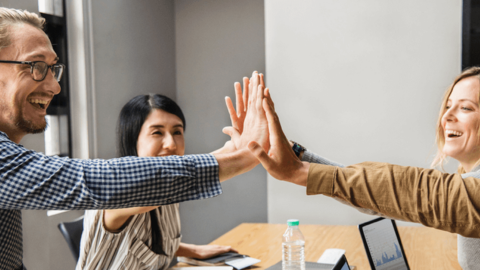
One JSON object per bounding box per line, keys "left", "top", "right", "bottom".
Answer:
{"left": 431, "top": 67, "right": 480, "bottom": 173}
{"left": 0, "top": 7, "right": 45, "bottom": 52}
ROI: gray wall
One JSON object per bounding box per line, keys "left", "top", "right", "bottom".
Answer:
{"left": 175, "top": 0, "right": 267, "bottom": 244}
{"left": 0, "top": 0, "right": 37, "bottom": 13}
{"left": 265, "top": 0, "right": 462, "bottom": 226}
{"left": 90, "top": 0, "right": 177, "bottom": 159}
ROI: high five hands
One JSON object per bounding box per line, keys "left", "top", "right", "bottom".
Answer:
{"left": 224, "top": 72, "right": 310, "bottom": 186}
{"left": 223, "top": 71, "right": 270, "bottom": 156}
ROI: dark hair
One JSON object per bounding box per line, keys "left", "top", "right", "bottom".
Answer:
{"left": 116, "top": 94, "right": 186, "bottom": 157}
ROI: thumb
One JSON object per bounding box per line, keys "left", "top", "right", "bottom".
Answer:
{"left": 248, "top": 141, "right": 272, "bottom": 169}
{"left": 222, "top": 126, "right": 240, "bottom": 140}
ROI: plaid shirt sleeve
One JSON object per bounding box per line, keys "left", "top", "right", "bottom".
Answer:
{"left": 0, "top": 133, "right": 221, "bottom": 210}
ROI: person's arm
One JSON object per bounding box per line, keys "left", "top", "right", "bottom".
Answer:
{"left": 306, "top": 162, "right": 480, "bottom": 238}
{"left": 248, "top": 92, "right": 480, "bottom": 237}
{"left": 0, "top": 134, "right": 259, "bottom": 210}
{"left": 0, "top": 140, "right": 224, "bottom": 210}
{"left": 299, "top": 147, "right": 345, "bottom": 168}
{"left": 103, "top": 206, "right": 157, "bottom": 232}
{"left": 0, "top": 71, "right": 272, "bottom": 211}
{"left": 176, "top": 243, "right": 238, "bottom": 259}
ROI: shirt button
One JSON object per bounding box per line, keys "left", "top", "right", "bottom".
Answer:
{"left": 167, "top": 199, "right": 172, "bottom": 203}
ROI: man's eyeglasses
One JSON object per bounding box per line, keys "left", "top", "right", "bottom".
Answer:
{"left": 0, "top": 60, "right": 65, "bottom": 82}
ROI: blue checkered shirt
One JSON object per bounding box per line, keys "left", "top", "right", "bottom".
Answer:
{"left": 0, "top": 132, "right": 222, "bottom": 270}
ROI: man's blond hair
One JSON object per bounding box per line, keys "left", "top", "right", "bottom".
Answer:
{"left": 0, "top": 7, "right": 45, "bottom": 51}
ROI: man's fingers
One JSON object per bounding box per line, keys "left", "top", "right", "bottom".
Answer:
{"left": 249, "top": 74, "right": 258, "bottom": 108}
{"left": 248, "top": 141, "right": 272, "bottom": 169}
{"left": 263, "top": 98, "right": 285, "bottom": 139}
{"left": 234, "top": 82, "right": 243, "bottom": 115}
{"left": 242, "top": 77, "right": 249, "bottom": 111}
{"left": 256, "top": 84, "right": 264, "bottom": 111}
{"left": 225, "top": 97, "right": 239, "bottom": 129}
{"left": 264, "top": 88, "right": 275, "bottom": 109}
{"left": 259, "top": 73, "right": 265, "bottom": 88}
{"left": 234, "top": 82, "right": 244, "bottom": 117}
{"left": 248, "top": 72, "right": 255, "bottom": 101}
{"left": 222, "top": 126, "right": 241, "bottom": 141}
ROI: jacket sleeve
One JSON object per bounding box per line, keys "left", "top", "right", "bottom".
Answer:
{"left": 307, "top": 161, "right": 480, "bottom": 237}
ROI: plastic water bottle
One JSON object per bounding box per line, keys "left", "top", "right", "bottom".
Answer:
{"left": 282, "top": 219, "right": 305, "bottom": 270}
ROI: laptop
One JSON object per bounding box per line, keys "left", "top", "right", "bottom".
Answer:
{"left": 358, "top": 217, "right": 410, "bottom": 270}
{"left": 266, "top": 254, "right": 354, "bottom": 270}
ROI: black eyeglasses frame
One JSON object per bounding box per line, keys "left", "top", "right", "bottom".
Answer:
{"left": 0, "top": 60, "right": 65, "bottom": 82}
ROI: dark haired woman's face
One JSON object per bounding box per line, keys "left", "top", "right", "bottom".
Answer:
{"left": 136, "top": 109, "right": 185, "bottom": 157}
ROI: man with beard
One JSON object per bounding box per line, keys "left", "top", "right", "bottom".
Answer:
{"left": 0, "top": 8, "right": 269, "bottom": 270}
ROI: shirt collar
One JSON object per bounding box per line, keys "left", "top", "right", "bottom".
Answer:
{"left": 470, "top": 164, "right": 480, "bottom": 173}
{"left": 0, "top": 131, "right": 9, "bottom": 140}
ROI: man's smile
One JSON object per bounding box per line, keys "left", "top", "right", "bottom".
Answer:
{"left": 27, "top": 98, "right": 48, "bottom": 109}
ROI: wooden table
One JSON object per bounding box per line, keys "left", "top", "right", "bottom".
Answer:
{"left": 207, "top": 223, "right": 460, "bottom": 270}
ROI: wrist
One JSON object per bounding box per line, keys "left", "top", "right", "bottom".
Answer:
{"left": 214, "top": 148, "right": 258, "bottom": 182}
{"left": 292, "top": 161, "right": 310, "bottom": 186}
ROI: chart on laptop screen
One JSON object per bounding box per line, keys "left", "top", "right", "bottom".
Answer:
{"left": 362, "top": 219, "right": 408, "bottom": 270}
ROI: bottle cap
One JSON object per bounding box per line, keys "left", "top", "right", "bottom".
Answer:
{"left": 287, "top": 219, "right": 299, "bottom": 226}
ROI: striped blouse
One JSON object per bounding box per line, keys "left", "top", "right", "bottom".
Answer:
{"left": 76, "top": 204, "right": 181, "bottom": 270}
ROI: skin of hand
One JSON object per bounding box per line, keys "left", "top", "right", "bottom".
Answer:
{"left": 176, "top": 243, "right": 238, "bottom": 259}
{"left": 210, "top": 140, "right": 237, "bottom": 155}
{"left": 225, "top": 76, "right": 249, "bottom": 134}
{"left": 211, "top": 72, "right": 268, "bottom": 180}
{"left": 247, "top": 89, "right": 310, "bottom": 186}
{"left": 212, "top": 72, "right": 269, "bottom": 181}
{"left": 223, "top": 71, "right": 269, "bottom": 152}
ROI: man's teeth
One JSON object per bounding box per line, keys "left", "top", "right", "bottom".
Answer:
{"left": 446, "top": 130, "right": 463, "bottom": 137}
{"left": 28, "top": 99, "right": 48, "bottom": 105}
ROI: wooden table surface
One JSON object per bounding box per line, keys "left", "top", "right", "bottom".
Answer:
{"left": 207, "top": 223, "right": 460, "bottom": 270}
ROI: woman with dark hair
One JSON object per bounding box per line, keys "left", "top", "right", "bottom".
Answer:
{"left": 76, "top": 93, "right": 237, "bottom": 270}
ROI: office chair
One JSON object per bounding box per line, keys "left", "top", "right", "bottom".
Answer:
{"left": 57, "top": 216, "right": 84, "bottom": 262}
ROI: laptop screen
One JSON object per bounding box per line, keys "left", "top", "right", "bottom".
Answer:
{"left": 359, "top": 218, "right": 409, "bottom": 270}
{"left": 332, "top": 254, "right": 351, "bottom": 270}
{"left": 339, "top": 262, "right": 350, "bottom": 270}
